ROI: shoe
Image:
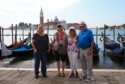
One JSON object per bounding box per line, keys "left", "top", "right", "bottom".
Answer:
{"left": 75, "top": 72, "right": 78, "bottom": 78}
{"left": 61, "top": 73, "right": 65, "bottom": 77}
{"left": 69, "top": 73, "right": 74, "bottom": 78}
{"left": 85, "top": 77, "right": 92, "bottom": 82}
{"left": 43, "top": 74, "right": 47, "bottom": 78}
{"left": 57, "top": 73, "right": 61, "bottom": 77}
{"left": 35, "top": 75, "right": 39, "bottom": 79}
{"left": 82, "top": 76, "right": 87, "bottom": 79}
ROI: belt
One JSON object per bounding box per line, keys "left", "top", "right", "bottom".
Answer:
{"left": 81, "top": 47, "right": 89, "bottom": 50}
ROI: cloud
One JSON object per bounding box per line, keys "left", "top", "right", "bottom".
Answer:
{"left": 0, "top": 0, "right": 81, "bottom": 27}
{"left": 0, "top": 0, "right": 80, "bottom": 13}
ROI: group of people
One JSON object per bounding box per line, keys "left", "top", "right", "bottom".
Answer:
{"left": 31, "top": 21, "right": 94, "bottom": 82}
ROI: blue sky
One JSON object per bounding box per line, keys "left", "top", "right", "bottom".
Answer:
{"left": 0, "top": 0, "right": 125, "bottom": 28}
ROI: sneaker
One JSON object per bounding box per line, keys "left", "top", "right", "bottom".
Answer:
{"left": 43, "top": 74, "right": 47, "bottom": 78}
{"left": 82, "top": 76, "right": 87, "bottom": 79}
{"left": 35, "top": 75, "right": 39, "bottom": 79}
{"left": 85, "top": 77, "right": 92, "bottom": 82}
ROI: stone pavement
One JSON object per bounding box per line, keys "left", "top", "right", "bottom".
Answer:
{"left": 0, "top": 68, "right": 125, "bottom": 84}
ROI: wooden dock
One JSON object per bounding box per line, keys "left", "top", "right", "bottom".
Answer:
{"left": 0, "top": 68, "right": 125, "bottom": 84}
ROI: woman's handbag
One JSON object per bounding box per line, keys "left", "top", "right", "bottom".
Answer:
{"left": 57, "top": 44, "right": 67, "bottom": 55}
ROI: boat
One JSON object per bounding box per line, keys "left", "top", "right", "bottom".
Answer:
{"left": 0, "top": 33, "right": 32, "bottom": 57}
{"left": 93, "top": 43, "right": 100, "bottom": 58}
{"left": 100, "top": 32, "right": 124, "bottom": 61}
{"left": 100, "top": 32, "right": 120, "bottom": 50}
{"left": 9, "top": 43, "right": 33, "bottom": 57}
{"left": 0, "top": 41, "right": 54, "bottom": 61}
{"left": 0, "top": 41, "right": 33, "bottom": 57}
{"left": 117, "top": 33, "right": 125, "bottom": 47}
{"left": 6, "top": 33, "right": 31, "bottom": 49}
{"left": 106, "top": 48, "right": 124, "bottom": 62}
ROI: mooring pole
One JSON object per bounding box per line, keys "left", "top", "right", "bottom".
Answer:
{"left": 123, "top": 46, "right": 125, "bottom": 69}
{"left": 113, "top": 26, "right": 115, "bottom": 41}
{"left": 0, "top": 27, "right": 1, "bottom": 43}
{"left": 15, "top": 24, "right": 17, "bottom": 47}
{"left": 47, "top": 19, "right": 49, "bottom": 35}
{"left": 11, "top": 24, "right": 14, "bottom": 44}
{"left": 103, "top": 26, "right": 106, "bottom": 61}
{"left": 96, "top": 27, "right": 98, "bottom": 44}
{"left": 22, "top": 26, "right": 24, "bottom": 41}
{"left": 2, "top": 28, "right": 4, "bottom": 41}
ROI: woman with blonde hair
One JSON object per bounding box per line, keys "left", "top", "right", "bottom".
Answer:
{"left": 31, "top": 25, "right": 50, "bottom": 79}
{"left": 67, "top": 27, "right": 79, "bottom": 78}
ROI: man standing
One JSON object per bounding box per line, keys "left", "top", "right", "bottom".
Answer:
{"left": 78, "top": 21, "right": 94, "bottom": 82}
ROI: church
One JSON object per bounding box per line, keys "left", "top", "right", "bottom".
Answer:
{"left": 34, "top": 7, "right": 79, "bottom": 30}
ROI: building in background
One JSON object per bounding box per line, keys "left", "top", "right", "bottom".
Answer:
{"left": 9, "top": 6, "right": 79, "bottom": 30}
{"left": 40, "top": 7, "right": 44, "bottom": 25}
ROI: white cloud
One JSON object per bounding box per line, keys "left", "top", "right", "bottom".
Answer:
{"left": 0, "top": 0, "right": 80, "bottom": 27}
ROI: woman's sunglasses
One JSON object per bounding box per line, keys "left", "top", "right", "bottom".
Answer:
{"left": 70, "top": 29, "right": 75, "bottom": 31}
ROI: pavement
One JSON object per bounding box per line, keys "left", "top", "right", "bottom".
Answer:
{"left": 0, "top": 68, "right": 125, "bottom": 84}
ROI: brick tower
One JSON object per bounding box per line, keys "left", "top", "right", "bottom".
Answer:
{"left": 40, "top": 7, "right": 44, "bottom": 25}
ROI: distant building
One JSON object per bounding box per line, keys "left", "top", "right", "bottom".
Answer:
{"left": 40, "top": 7, "right": 44, "bottom": 25}
{"left": 43, "top": 16, "right": 67, "bottom": 30}
{"left": 31, "top": 7, "right": 79, "bottom": 30}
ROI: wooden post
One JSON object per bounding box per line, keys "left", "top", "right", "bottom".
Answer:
{"left": 0, "top": 27, "right": 1, "bottom": 43}
{"left": 15, "top": 24, "right": 17, "bottom": 47}
{"left": 11, "top": 24, "right": 14, "bottom": 44}
{"left": 2, "top": 28, "right": 4, "bottom": 41}
{"left": 96, "top": 27, "right": 98, "bottom": 44}
{"left": 33, "top": 29, "right": 34, "bottom": 35}
{"left": 29, "top": 25, "right": 32, "bottom": 43}
{"left": 30, "top": 25, "right": 31, "bottom": 36}
{"left": 103, "top": 26, "right": 106, "bottom": 61}
{"left": 113, "top": 26, "right": 115, "bottom": 41}
{"left": 124, "top": 46, "right": 125, "bottom": 68}
{"left": 22, "top": 26, "right": 24, "bottom": 41}
{"left": 47, "top": 19, "right": 49, "bottom": 35}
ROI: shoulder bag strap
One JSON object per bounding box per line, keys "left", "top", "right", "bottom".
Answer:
{"left": 56, "top": 33, "right": 60, "bottom": 45}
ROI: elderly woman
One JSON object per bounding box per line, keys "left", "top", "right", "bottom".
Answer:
{"left": 52, "top": 24, "right": 67, "bottom": 77}
{"left": 31, "top": 25, "right": 50, "bottom": 79}
{"left": 67, "top": 27, "right": 78, "bottom": 78}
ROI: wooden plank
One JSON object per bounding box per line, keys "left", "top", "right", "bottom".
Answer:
{"left": 6, "top": 70, "right": 18, "bottom": 76}
{"left": 0, "top": 70, "right": 11, "bottom": 76}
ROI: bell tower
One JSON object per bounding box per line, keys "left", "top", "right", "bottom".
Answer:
{"left": 40, "top": 7, "right": 44, "bottom": 25}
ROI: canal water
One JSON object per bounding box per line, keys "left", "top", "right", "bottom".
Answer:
{"left": 0, "top": 51, "right": 124, "bottom": 69}
{"left": 0, "top": 28, "right": 125, "bottom": 69}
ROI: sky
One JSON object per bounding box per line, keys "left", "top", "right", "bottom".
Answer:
{"left": 0, "top": 0, "right": 125, "bottom": 28}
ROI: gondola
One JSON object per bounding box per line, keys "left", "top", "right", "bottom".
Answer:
{"left": 6, "top": 33, "right": 31, "bottom": 49}
{"left": 100, "top": 32, "right": 120, "bottom": 50}
{"left": 0, "top": 41, "right": 54, "bottom": 60}
{"left": 9, "top": 43, "right": 33, "bottom": 57}
{"left": 117, "top": 33, "right": 125, "bottom": 47}
{"left": 0, "top": 41, "right": 33, "bottom": 57}
{"left": 106, "top": 48, "right": 124, "bottom": 62}
{"left": 100, "top": 32, "right": 124, "bottom": 61}
{"left": 0, "top": 33, "right": 32, "bottom": 57}
{"left": 93, "top": 43, "right": 100, "bottom": 58}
